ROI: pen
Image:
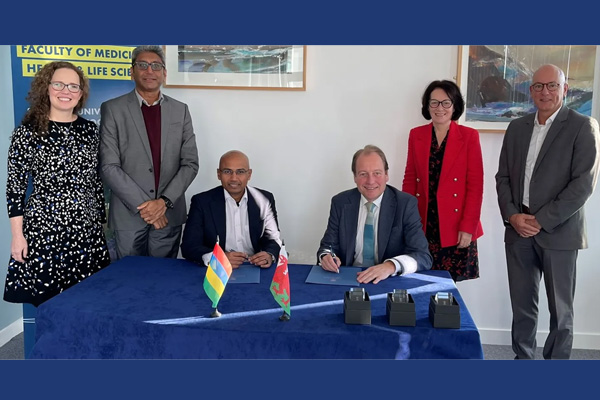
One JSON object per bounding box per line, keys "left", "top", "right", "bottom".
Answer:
{"left": 229, "top": 249, "right": 249, "bottom": 262}
{"left": 329, "top": 244, "right": 339, "bottom": 274}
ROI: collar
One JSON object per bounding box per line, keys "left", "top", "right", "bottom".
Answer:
{"left": 534, "top": 107, "right": 561, "bottom": 127}
{"left": 361, "top": 192, "right": 384, "bottom": 209}
{"left": 223, "top": 187, "right": 248, "bottom": 204}
{"left": 135, "top": 90, "right": 164, "bottom": 107}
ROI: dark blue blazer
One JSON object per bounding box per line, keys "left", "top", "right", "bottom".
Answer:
{"left": 317, "top": 185, "right": 432, "bottom": 271}
{"left": 181, "top": 186, "right": 280, "bottom": 265}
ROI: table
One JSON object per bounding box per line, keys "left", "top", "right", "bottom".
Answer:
{"left": 30, "top": 256, "right": 483, "bottom": 359}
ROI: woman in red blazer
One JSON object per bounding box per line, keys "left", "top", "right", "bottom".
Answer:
{"left": 402, "top": 80, "right": 484, "bottom": 281}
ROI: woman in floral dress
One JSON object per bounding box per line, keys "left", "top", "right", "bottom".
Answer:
{"left": 402, "top": 80, "right": 484, "bottom": 281}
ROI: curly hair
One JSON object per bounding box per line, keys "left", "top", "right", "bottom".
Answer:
{"left": 22, "top": 61, "right": 89, "bottom": 135}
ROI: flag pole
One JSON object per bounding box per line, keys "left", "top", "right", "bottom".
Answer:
{"left": 210, "top": 235, "right": 222, "bottom": 318}
{"left": 279, "top": 311, "right": 290, "bottom": 321}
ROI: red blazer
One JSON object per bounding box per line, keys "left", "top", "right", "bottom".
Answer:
{"left": 402, "top": 121, "right": 484, "bottom": 248}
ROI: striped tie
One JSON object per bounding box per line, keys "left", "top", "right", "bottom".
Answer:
{"left": 363, "top": 202, "right": 376, "bottom": 267}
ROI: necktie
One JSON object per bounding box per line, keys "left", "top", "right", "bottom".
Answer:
{"left": 363, "top": 202, "right": 376, "bottom": 267}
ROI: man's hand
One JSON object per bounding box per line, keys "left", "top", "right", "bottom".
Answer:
{"left": 225, "top": 251, "right": 248, "bottom": 269}
{"left": 248, "top": 251, "right": 274, "bottom": 268}
{"left": 152, "top": 215, "right": 168, "bottom": 230}
{"left": 524, "top": 217, "right": 542, "bottom": 230}
{"left": 509, "top": 214, "right": 541, "bottom": 238}
{"left": 320, "top": 253, "right": 341, "bottom": 273}
{"left": 356, "top": 261, "right": 396, "bottom": 284}
{"left": 138, "top": 199, "right": 167, "bottom": 225}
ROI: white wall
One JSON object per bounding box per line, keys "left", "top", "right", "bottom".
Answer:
{"left": 164, "top": 45, "right": 600, "bottom": 349}
{"left": 1, "top": 45, "right": 598, "bottom": 349}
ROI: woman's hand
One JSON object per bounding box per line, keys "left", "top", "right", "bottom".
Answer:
{"left": 457, "top": 231, "right": 473, "bottom": 249}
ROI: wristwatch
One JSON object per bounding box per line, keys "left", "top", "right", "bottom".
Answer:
{"left": 160, "top": 195, "right": 174, "bottom": 209}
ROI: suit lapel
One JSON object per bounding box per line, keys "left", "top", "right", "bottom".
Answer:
{"left": 247, "top": 191, "right": 261, "bottom": 250}
{"left": 517, "top": 114, "right": 535, "bottom": 196}
{"left": 377, "top": 186, "right": 395, "bottom": 261}
{"left": 160, "top": 96, "right": 170, "bottom": 164}
{"left": 210, "top": 190, "right": 227, "bottom": 247}
{"left": 439, "top": 121, "right": 464, "bottom": 183}
{"left": 344, "top": 191, "right": 360, "bottom": 265}
{"left": 127, "top": 91, "right": 153, "bottom": 164}
{"left": 533, "top": 106, "right": 568, "bottom": 175}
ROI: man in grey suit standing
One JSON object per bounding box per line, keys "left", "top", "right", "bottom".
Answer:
{"left": 496, "top": 64, "right": 600, "bottom": 359}
{"left": 100, "top": 45, "right": 199, "bottom": 259}
{"left": 317, "top": 145, "right": 431, "bottom": 284}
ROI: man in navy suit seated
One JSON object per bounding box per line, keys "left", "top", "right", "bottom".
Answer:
{"left": 181, "top": 150, "right": 280, "bottom": 268}
{"left": 317, "top": 145, "right": 432, "bottom": 284}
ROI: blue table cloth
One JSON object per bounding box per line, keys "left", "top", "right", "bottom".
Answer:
{"left": 30, "top": 256, "right": 483, "bottom": 359}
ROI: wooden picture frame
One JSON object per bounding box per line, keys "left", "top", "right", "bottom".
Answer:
{"left": 163, "top": 45, "right": 306, "bottom": 91}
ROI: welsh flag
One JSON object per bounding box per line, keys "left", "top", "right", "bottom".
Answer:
{"left": 270, "top": 245, "right": 290, "bottom": 315}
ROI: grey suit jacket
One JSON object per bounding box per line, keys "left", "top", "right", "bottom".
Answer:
{"left": 99, "top": 90, "right": 199, "bottom": 230}
{"left": 496, "top": 106, "right": 600, "bottom": 249}
{"left": 317, "top": 185, "right": 432, "bottom": 271}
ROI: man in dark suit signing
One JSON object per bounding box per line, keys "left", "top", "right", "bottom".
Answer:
{"left": 181, "top": 150, "right": 281, "bottom": 268}
{"left": 496, "top": 64, "right": 600, "bottom": 359}
{"left": 100, "top": 45, "right": 199, "bottom": 259}
{"left": 317, "top": 145, "right": 432, "bottom": 284}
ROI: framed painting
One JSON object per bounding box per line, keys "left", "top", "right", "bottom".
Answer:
{"left": 456, "top": 45, "right": 599, "bottom": 133}
{"left": 163, "top": 45, "right": 306, "bottom": 90}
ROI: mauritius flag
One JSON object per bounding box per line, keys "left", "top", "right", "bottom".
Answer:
{"left": 203, "top": 242, "right": 233, "bottom": 308}
{"left": 270, "top": 245, "right": 290, "bottom": 315}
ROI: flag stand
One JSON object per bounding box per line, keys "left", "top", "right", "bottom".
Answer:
{"left": 210, "top": 308, "right": 222, "bottom": 318}
{"left": 279, "top": 311, "right": 290, "bottom": 321}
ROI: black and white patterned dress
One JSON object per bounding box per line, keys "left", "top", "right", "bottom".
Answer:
{"left": 4, "top": 116, "right": 111, "bottom": 307}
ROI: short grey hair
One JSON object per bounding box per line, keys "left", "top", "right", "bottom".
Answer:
{"left": 131, "top": 45, "right": 165, "bottom": 66}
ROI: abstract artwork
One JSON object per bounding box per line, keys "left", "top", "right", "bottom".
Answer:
{"left": 164, "top": 45, "right": 305, "bottom": 90}
{"left": 457, "top": 45, "right": 597, "bottom": 133}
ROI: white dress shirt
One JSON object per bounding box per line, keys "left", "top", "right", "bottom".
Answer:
{"left": 201, "top": 189, "right": 254, "bottom": 266}
{"left": 353, "top": 193, "right": 418, "bottom": 275}
{"left": 201, "top": 187, "right": 280, "bottom": 266}
{"left": 523, "top": 108, "right": 560, "bottom": 207}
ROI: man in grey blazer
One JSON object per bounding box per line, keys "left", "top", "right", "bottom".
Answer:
{"left": 496, "top": 64, "right": 600, "bottom": 359}
{"left": 317, "top": 145, "right": 432, "bottom": 284}
{"left": 100, "top": 45, "right": 199, "bottom": 259}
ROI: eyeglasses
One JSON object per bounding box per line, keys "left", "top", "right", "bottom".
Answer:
{"left": 429, "top": 99, "right": 453, "bottom": 109}
{"left": 133, "top": 61, "right": 165, "bottom": 71}
{"left": 530, "top": 82, "right": 561, "bottom": 92}
{"left": 219, "top": 169, "right": 249, "bottom": 176}
{"left": 50, "top": 81, "right": 81, "bottom": 93}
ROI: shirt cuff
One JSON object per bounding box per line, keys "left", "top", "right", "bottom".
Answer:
{"left": 202, "top": 252, "right": 212, "bottom": 267}
{"left": 386, "top": 255, "right": 418, "bottom": 276}
{"left": 318, "top": 249, "right": 334, "bottom": 265}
